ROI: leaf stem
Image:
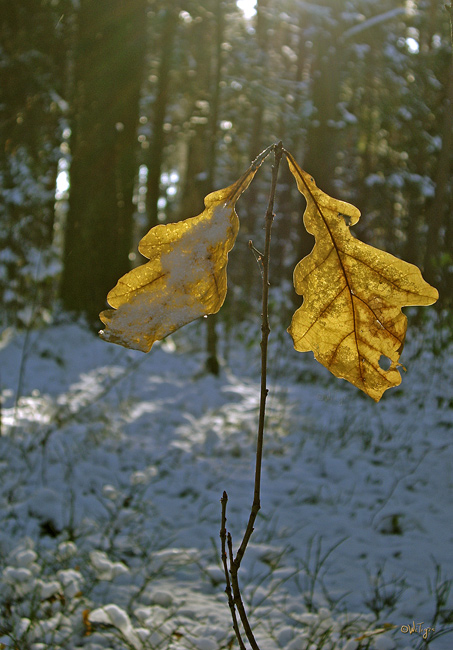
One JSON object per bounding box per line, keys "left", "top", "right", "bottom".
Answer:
{"left": 251, "top": 143, "right": 277, "bottom": 170}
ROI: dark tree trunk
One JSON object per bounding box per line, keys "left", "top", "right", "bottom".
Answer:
{"left": 146, "top": 6, "right": 180, "bottom": 229}
{"left": 61, "top": 0, "right": 147, "bottom": 325}
{"left": 244, "top": 0, "right": 268, "bottom": 216}
{"left": 178, "top": 8, "right": 213, "bottom": 219}
{"left": 240, "top": 0, "right": 269, "bottom": 302}
{"left": 424, "top": 54, "right": 453, "bottom": 284}
{"left": 298, "top": 12, "right": 343, "bottom": 275}
{"left": 204, "top": 0, "right": 224, "bottom": 376}
{"left": 303, "top": 44, "right": 342, "bottom": 198}
{"left": 0, "top": 1, "right": 68, "bottom": 326}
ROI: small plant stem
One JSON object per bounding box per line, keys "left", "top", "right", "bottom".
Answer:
{"left": 221, "top": 492, "right": 246, "bottom": 650}
{"left": 221, "top": 142, "right": 283, "bottom": 650}
{"left": 228, "top": 532, "right": 260, "bottom": 649}
{"left": 236, "top": 141, "right": 283, "bottom": 567}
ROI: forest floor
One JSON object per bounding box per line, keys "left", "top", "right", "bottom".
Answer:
{"left": 0, "top": 314, "right": 452, "bottom": 650}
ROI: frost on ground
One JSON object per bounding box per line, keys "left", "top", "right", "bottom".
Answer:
{"left": 0, "top": 317, "right": 452, "bottom": 649}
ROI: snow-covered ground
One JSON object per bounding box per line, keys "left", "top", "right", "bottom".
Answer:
{"left": 0, "top": 315, "right": 452, "bottom": 649}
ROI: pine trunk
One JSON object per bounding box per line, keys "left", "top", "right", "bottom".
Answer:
{"left": 61, "top": 0, "right": 147, "bottom": 324}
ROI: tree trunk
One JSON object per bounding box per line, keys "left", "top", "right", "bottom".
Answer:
{"left": 205, "top": 0, "right": 224, "bottom": 376}
{"left": 298, "top": 11, "right": 343, "bottom": 272}
{"left": 303, "top": 39, "right": 342, "bottom": 197}
{"left": 61, "top": 0, "right": 147, "bottom": 325}
{"left": 423, "top": 53, "right": 453, "bottom": 284}
{"left": 146, "top": 7, "right": 180, "bottom": 229}
{"left": 240, "top": 0, "right": 269, "bottom": 302}
{"left": 0, "top": 1, "right": 68, "bottom": 326}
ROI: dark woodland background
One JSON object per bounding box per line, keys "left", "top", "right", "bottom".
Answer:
{"left": 1, "top": 0, "right": 452, "bottom": 343}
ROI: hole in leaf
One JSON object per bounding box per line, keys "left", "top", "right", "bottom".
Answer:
{"left": 378, "top": 355, "right": 392, "bottom": 371}
{"left": 339, "top": 212, "right": 352, "bottom": 226}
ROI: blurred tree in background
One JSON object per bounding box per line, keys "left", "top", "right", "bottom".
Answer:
{"left": 1, "top": 0, "right": 452, "bottom": 337}
{"left": 0, "top": 0, "right": 69, "bottom": 326}
{"left": 60, "top": 0, "right": 148, "bottom": 323}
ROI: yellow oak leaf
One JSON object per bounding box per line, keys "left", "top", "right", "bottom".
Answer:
{"left": 99, "top": 166, "right": 257, "bottom": 352}
{"left": 285, "top": 151, "right": 439, "bottom": 402}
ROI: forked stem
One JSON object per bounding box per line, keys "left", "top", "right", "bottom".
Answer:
{"left": 220, "top": 492, "right": 246, "bottom": 650}
{"left": 220, "top": 142, "right": 283, "bottom": 649}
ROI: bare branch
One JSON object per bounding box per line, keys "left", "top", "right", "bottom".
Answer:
{"left": 220, "top": 492, "right": 246, "bottom": 650}
{"left": 220, "top": 142, "right": 283, "bottom": 650}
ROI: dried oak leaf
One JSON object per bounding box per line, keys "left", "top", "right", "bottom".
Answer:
{"left": 99, "top": 166, "right": 257, "bottom": 352}
{"left": 285, "top": 151, "right": 438, "bottom": 402}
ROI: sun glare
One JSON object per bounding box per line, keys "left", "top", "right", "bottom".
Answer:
{"left": 237, "top": 0, "right": 256, "bottom": 19}
{"left": 406, "top": 37, "right": 419, "bottom": 53}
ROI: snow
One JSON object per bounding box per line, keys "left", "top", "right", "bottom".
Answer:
{"left": 100, "top": 201, "right": 238, "bottom": 352}
{"left": 0, "top": 317, "right": 452, "bottom": 648}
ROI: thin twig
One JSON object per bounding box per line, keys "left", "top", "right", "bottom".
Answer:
{"left": 248, "top": 240, "right": 264, "bottom": 278}
{"left": 221, "top": 492, "right": 246, "bottom": 650}
{"left": 235, "top": 141, "right": 283, "bottom": 568}
{"left": 228, "top": 533, "right": 260, "bottom": 649}
{"left": 220, "top": 142, "right": 283, "bottom": 650}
